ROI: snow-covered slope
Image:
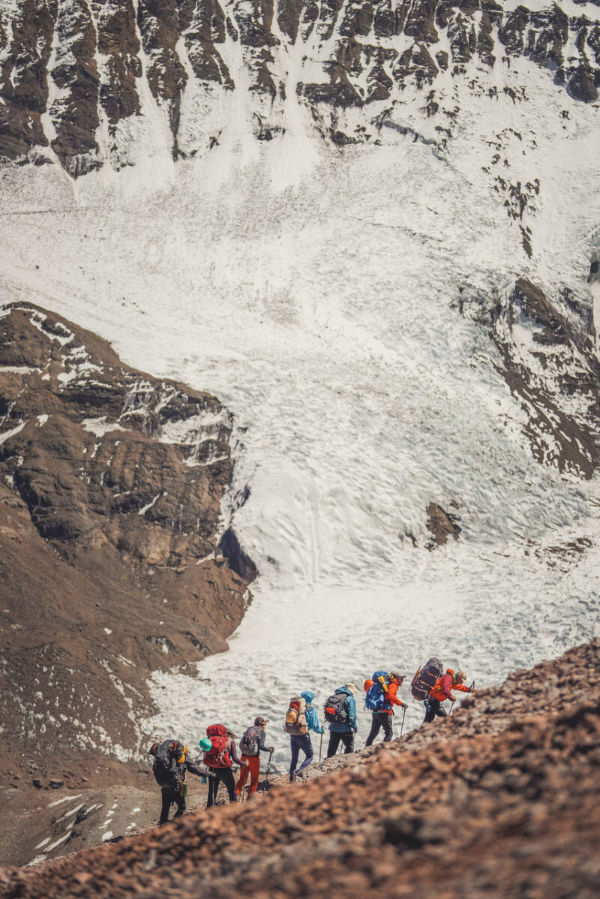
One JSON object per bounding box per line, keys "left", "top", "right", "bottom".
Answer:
{"left": 1, "top": 0, "right": 599, "bottom": 771}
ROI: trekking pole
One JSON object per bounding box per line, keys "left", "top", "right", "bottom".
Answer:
{"left": 261, "top": 749, "right": 273, "bottom": 792}
{"left": 450, "top": 681, "right": 474, "bottom": 718}
{"left": 400, "top": 705, "right": 407, "bottom": 736}
{"left": 319, "top": 731, "right": 323, "bottom": 762}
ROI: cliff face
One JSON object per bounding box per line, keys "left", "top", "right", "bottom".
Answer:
{"left": 2, "top": 638, "right": 599, "bottom": 896}
{"left": 0, "top": 0, "right": 598, "bottom": 175}
{"left": 0, "top": 302, "right": 255, "bottom": 773}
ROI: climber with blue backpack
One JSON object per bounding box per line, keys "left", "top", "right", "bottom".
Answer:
{"left": 364, "top": 671, "right": 408, "bottom": 746}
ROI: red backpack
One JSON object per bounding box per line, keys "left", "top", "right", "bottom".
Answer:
{"left": 203, "top": 724, "right": 232, "bottom": 768}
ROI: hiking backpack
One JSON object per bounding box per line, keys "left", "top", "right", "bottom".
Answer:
{"left": 239, "top": 725, "right": 261, "bottom": 757}
{"left": 152, "top": 740, "right": 179, "bottom": 788}
{"left": 324, "top": 693, "right": 348, "bottom": 725}
{"left": 284, "top": 696, "right": 308, "bottom": 735}
{"left": 203, "top": 724, "right": 232, "bottom": 768}
{"left": 411, "top": 658, "right": 444, "bottom": 701}
{"left": 365, "top": 671, "right": 390, "bottom": 712}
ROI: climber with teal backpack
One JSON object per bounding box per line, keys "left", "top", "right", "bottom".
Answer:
{"left": 363, "top": 671, "right": 408, "bottom": 746}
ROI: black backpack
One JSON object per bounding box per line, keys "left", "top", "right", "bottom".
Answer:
{"left": 323, "top": 693, "right": 348, "bottom": 724}
{"left": 152, "top": 740, "right": 180, "bottom": 787}
{"left": 239, "top": 726, "right": 261, "bottom": 756}
{"left": 411, "top": 658, "right": 444, "bottom": 701}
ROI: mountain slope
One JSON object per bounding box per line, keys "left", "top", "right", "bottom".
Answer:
{"left": 2, "top": 638, "right": 599, "bottom": 897}
{"left": 0, "top": 0, "right": 599, "bottom": 874}
{"left": 0, "top": 0, "right": 599, "bottom": 175}
{"left": 0, "top": 303, "right": 255, "bottom": 794}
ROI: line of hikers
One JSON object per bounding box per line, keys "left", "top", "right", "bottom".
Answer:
{"left": 150, "top": 661, "right": 474, "bottom": 823}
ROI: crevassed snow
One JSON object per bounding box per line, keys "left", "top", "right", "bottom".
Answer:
{"left": 0, "top": 53, "right": 599, "bottom": 765}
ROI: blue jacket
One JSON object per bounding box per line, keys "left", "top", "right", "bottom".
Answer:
{"left": 328, "top": 686, "right": 357, "bottom": 733}
{"left": 301, "top": 691, "right": 324, "bottom": 734}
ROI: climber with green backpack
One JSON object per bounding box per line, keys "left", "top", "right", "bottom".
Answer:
{"left": 149, "top": 739, "right": 215, "bottom": 825}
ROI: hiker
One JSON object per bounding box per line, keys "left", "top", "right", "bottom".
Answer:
{"left": 235, "top": 716, "right": 274, "bottom": 799}
{"left": 285, "top": 690, "right": 324, "bottom": 782}
{"left": 364, "top": 671, "right": 408, "bottom": 746}
{"left": 203, "top": 725, "right": 248, "bottom": 807}
{"left": 424, "top": 668, "right": 473, "bottom": 722}
{"left": 324, "top": 684, "right": 358, "bottom": 757}
{"left": 149, "top": 739, "right": 215, "bottom": 825}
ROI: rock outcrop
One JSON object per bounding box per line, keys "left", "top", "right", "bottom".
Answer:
{"left": 2, "top": 637, "right": 599, "bottom": 896}
{"left": 0, "top": 0, "right": 598, "bottom": 175}
{"left": 458, "top": 276, "right": 600, "bottom": 478}
{"left": 0, "top": 303, "right": 255, "bottom": 782}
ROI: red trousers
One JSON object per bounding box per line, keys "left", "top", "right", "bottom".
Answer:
{"left": 236, "top": 755, "right": 260, "bottom": 795}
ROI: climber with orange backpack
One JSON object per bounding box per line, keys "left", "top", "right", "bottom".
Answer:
{"left": 364, "top": 671, "right": 408, "bottom": 746}
{"left": 285, "top": 690, "right": 324, "bottom": 782}
{"left": 424, "top": 669, "right": 473, "bottom": 723}
{"left": 202, "top": 724, "right": 248, "bottom": 806}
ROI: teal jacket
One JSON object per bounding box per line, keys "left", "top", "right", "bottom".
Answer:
{"left": 328, "top": 686, "right": 358, "bottom": 733}
{"left": 301, "top": 690, "right": 324, "bottom": 734}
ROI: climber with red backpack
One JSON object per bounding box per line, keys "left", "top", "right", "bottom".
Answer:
{"left": 149, "top": 739, "right": 215, "bottom": 825}
{"left": 285, "top": 690, "right": 324, "bottom": 782}
{"left": 235, "top": 716, "right": 274, "bottom": 799}
{"left": 202, "top": 724, "right": 248, "bottom": 806}
{"left": 324, "top": 684, "right": 358, "bottom": 756}
{"left": 424, "top": 669, "right": 473, "bottom": 722}
{"left": 364, "top": 671, "right": 408, "bottom": 746}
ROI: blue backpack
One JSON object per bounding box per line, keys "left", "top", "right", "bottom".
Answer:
{"left": 365, "top": 671, "right": 390, "bottom": 712}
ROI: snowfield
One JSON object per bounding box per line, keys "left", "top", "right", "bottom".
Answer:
{"left": 1, "top": 55, "right": 599, "bottom": 767}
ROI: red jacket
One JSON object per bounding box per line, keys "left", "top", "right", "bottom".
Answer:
{"left": 430, "top": 670, "right": 471, "bottom": 703}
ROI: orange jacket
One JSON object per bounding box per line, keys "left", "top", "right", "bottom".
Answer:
{"left": 430, "top": 670, "right": 471, "bottom": 703}
{"left": 363, "top": 677, "right": 407, "bottom": 714}
{"left": 381, "top": 678, "right": 406, "bottom": 715}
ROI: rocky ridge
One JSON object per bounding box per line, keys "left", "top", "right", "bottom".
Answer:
{"left": 0, "top": 0, "right": 599, "bottom": 176}
{"left": 459, "top": 275, "right": 600, "bottom": 479}
{"left": 1, "top": 637, "right": 598, "bottom": 897}
{"left": 0, "top": 302, "right": 255, "bottom": 793}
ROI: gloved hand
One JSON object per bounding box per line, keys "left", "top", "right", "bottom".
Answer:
{"left": 352, "top": 725, "right": 358, "bottom": 733}
{"left": 402, "top": 702, "right": 408, "bottom": 709}
{"left": 269, "top": 746, "right": 274, "bottom": 753}
{"left": 319, "top": 727, "right": 325, "bottom": 735}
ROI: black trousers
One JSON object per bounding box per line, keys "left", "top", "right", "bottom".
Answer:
{"left": 424, "top": 697, "right": 448, "bottom": 723}
{"left": 207, "top": 767, "right": 236, "bottom": 807}
{"left": 159, "top": 785, "right": 186, "bottom": 824}
{"left": 327, "top": 731, "right": 355, "bottom": 757}
{"left": 365, "top": 712, "right": 393, "bottom": 745}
